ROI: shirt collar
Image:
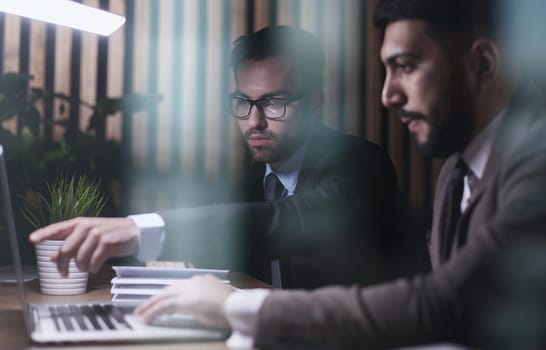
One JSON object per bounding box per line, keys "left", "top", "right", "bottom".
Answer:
{"left": 263, "top": 143, "right": 308, "bottom": 196}
{"left": 462, "top": 108, "right": 506, "bottom": 179}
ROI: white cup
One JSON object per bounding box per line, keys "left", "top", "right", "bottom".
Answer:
{"left": 35, "top": 240, "right": 89, "bottom": 295}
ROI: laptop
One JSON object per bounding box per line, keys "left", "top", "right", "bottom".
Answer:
{"left": 0, "top": 145, "right": 226, "bottom": 343}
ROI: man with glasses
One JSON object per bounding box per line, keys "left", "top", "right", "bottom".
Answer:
{"left": 30, "top": 26, "right": 419, "bottom": 289}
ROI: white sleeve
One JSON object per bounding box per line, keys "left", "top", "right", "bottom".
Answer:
{"left": 224, "top": 289, "right": 271, "bottom": 349}
{"left": 128, "top": 213, "right": 165, "bottom": 262}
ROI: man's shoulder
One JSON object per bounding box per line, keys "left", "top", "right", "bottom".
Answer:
{"left": 496, "top": 88, "right": 546, "bottom": 161}
{"left": 309, "top": 123, "right": 388, "bottom": 160}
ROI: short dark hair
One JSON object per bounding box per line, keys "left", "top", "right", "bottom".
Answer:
{"left": 374, "top": 0, "right": 497, "bottom": 40}
{"left": 230, "top": 25, "right": 324, "bottom": 93}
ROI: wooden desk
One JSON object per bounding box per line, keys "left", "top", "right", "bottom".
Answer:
{"left": 0, "top": 267, "right": 270, "bottom": 350}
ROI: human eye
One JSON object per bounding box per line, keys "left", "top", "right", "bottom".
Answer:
{"left": 230, "top": 97, "right": 251, "bottom": 117}
{"left": 394, "top": 60, "right": 415, "bottom": 73}
{"left": 264, "top": 98, "right": 286, "bottom": 108}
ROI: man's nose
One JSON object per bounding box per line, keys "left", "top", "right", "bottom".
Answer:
{"left": 247, "top": 105, "right": 267, "bottom": 129}
{"left": 381, "top": 77, "right": 406, "bottom": 109}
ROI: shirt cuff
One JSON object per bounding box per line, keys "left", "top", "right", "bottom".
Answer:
{"left": 128, "top": 213, "right": 165, "bottom": 262}
{"left": 225, "top": 289, "right": 271, "bottom": 349}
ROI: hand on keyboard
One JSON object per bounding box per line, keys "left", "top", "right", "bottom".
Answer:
{"left": 135, "top": 275, "right": 234, "bottom": 331}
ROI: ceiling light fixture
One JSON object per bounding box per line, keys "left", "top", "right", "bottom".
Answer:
{"left": 0, "top": 0, "right": 125, "bottom": 36}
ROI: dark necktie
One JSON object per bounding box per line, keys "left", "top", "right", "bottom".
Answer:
{"left": 263, "top": 173, "right": 286, "bottom": 288}
{"left": 264, "top": 173, "right": 286, "bottom": 201}
{"left": 440, "top": 158, "right": 469, "bottom": 262}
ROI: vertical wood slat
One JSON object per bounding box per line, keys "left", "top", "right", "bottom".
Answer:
{"left": 43, "top": 23, "right": 56, "bottom": 144}
{"left": 179, "top": 0, "right": 199, "bottom": 177}
{"left": 335, "top": 0, "right": 347, "bottom": 133}
{"left": 16, "top": 18, "right": 30, "bottom": 134}
{"left": 68, "top": 0, "right": 83, "bottom": 131}
{"left": 321, "top": 0, "right": 341, "bottom": 130}
{"left": 228, "top": 0, "right": 247, "bottom": 182}
{"left": 131, "top": 0, "right": 150, "bottom": 169}
{"left": 170, "top": 0, "right": 184, "bottom": 174}
{"left": 129, "top": 0, "right": 149, "bottom": 212}
{"left": 245, "top": 0, "right": 255, "bottom": 33}
{"left": 254, "top": 0, "right": 271, "bottom": 30}
{"left": 204, "top": 0, "right": 224, "bottom": 182}
{"left": 80, "top": 0, "right": 99, "bottom": 134}
{"left": 106, "top": 0, "right": 125, "bottom": 142}
{"left": 220, "top": 0, "right": 233, "bottom": 185}
{"left": 69, "top": 30, "right": 82, "bottom": 130}
{"left": 53, "top": 26, "right": 71, "bottom": 141}
{"left": 156, "top": 0, "right": 175, "bottom": 172}
{"left": 144, "top": 0, "right": 159, "bottom": 210}
{"left": 276, "top": 0, "right": 292, "bottom": 25}
{"left": 4, "top": 15, "right": 21, "bottom": 73}
{"left": 18, "top": 18, "right": 30, "bottom": 75}
{"left": 29, "top": 21, "right": 46, "bottom": 130}
{"left": 2, "top": 15, "right": 21, "bottom": 135}
{"left": 194, "top": 0, "right": 207, "bottom": 178}
{"left": 121, "top": 0, "right": 135, "bottom": 214}
{"left": 365, "top": 0, "right": 383, "bottom": 146}
{"left": 343, "top": 0, "right": 361, "bottom": 136}
{"left": 95, "top": 0, "right": 109, "bottom": 141}
{"left": 0, "top": 0, "right": 441, "bottom": 222}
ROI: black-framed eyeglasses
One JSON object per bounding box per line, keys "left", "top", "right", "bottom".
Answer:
{"left": 228, "top": 94, "right": 303, "bottom": 120}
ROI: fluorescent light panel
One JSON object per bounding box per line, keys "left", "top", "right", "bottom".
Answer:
{"left": 0, "top": 0, "right": 125, "bottom": 36}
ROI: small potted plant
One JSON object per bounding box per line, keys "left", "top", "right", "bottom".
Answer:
{"left": 21, "top": 174, "right": 107, "bottom": 295}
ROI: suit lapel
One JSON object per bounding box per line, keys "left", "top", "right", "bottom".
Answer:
{"left": 429, "top": 156, "right": 458, "bottom": 267}
{"left": 454, "top": 139, "right": 501, "bottom": 249}
{"left": 293, "top": 123, "right": 328, "bottom": 191}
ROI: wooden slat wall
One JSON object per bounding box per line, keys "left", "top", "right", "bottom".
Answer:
{"left": 0, "top": 0, "right": 440, "bottom": 223}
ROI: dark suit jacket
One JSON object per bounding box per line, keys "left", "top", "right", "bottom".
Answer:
{"left": 253, "top": 87, "right": 546, "bottom": 348}
{"left": 159, "top": 122, "right": 420, "bottom": 289}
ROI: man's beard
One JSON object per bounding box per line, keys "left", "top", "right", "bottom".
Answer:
{"left": 398, "top": 76, "right": 476, "bottom": 158}
{"left": 243, "top": 129, "right": 302, "bottom": 164}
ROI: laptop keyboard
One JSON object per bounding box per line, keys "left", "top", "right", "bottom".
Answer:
{"left": 47, "top": 304, "right": 133, "bottom": 332}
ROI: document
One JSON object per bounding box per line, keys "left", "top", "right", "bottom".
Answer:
{"left": 111, "top": 265, "right": 229, "bottom": 302}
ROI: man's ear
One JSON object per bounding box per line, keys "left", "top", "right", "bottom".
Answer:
{"left": 469, "top": 38, "right": 500, "bottom": 90}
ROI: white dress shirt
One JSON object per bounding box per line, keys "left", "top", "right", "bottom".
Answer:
{"left": 263, "top": 142, "right": 307, "bottom": 197}
{"left": 128, "top": 143, "right": 309, "bottom": 348}
{"left": 460, "top": 109, "right": 505, "bottom": 212}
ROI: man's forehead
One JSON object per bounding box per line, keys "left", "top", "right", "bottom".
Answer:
{"left": 380, "top": 19, "right": 437, "bottom": 61}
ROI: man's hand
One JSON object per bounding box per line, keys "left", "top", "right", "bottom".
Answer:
{"left": 29, "top": 217, "right": 140, "bottom": 276}
{"left": 135, "top": 275, "right": 234, "bottom": 330}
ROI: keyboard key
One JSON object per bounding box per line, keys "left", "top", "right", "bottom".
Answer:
{"left": 56, "top": 306, "right": 74, "bottom": 331}
{"left": 68, "top": 305, "right": 88, "bottom": 331}
{"left": 48, "top": 306, "right": 61, "bottom": 332}
{"left": 81, "top": 305, "right": 102, "bottom": 330}
{"left": 92, "top": 305, "right": 116, "bottom": 330}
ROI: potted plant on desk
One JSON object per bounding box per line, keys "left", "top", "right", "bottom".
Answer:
{"left": 21, "top": 174, "right": 107, "bottom": 295}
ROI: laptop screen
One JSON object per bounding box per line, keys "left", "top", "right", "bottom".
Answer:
{"left": 0, "top": 145, "right": 33, "bottom": 336}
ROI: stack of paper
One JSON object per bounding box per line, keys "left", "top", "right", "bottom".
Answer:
{"left": 110, "top": 266, "right": 229, "bottom": 303}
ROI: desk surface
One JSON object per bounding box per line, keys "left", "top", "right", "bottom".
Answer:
{"left": 0, "top": 267, "right": 270, "bottom": 350}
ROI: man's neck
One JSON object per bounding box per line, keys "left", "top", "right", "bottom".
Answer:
{"left": 473, "top": 81, "right": 515, "bottom": 139}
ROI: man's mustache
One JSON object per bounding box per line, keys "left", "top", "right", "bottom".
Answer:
{"left": 396, "top": 109, "right": 426, "bottom": 122}
{"left": 244, "top": 129, "right": 277, "bottom": 140}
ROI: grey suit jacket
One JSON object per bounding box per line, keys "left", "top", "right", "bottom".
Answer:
{"left": 253, "top": 87, "right": 546, "bottom": 349}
